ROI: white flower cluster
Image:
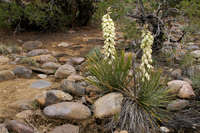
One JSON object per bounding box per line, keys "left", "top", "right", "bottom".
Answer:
{"left": 102, "top": 8, "right": 116, "bottom": 62}
{"left": 140, "top": 26, "right": 154, "bottom": 81}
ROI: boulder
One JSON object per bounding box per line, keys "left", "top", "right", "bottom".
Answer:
{"left": 13, "top": 66, "right": 32, "bottom": 78}
{"left": 178, "top": 84, "right": 195, "bottom": 99}
{"left": 23, "top": 41, "right": 43, "bottom": 51}
{"left": 61, "top": 79, "right": 85, "bottom": 95}
{"left": 31, "top": 54, "right": 57, "bottom": 63}
{"left": 68, "top": 57, "right": 85, "bottom": 65}
{"left": 41, "top": 62, "right": 61, "bottom": 70}
{"left": 35, "top": 90, "right": 73, "bottom": 106}
{"left": 43, "top": 102, "right": 91, "bottom": 120}
{"left": 55, "top": 64, "right": 76, "bottom": 79}
{"left": 167, "top": 80, "right": 195, "bottom": 99}
{"left": 0, "top": 70, "right": 15, "bottom": 81}
{"left": 94, "top": 93, "right": 123, "bottom": 118}
{"left": 27, "top": 49, "right": 49, "bottom": 57}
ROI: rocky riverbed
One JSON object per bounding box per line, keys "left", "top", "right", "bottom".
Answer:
{"left": 0, "top": 28, "right": 200, "bottom": 133}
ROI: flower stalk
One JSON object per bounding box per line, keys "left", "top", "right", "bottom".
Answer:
{"left": 102, "top": 7, "right": 116, "bottom": 63}
{"left": 140, "top": 25, "right": 154, "bottom": 81}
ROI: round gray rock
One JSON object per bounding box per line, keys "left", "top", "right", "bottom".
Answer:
{"left": 27, "top": 49, "right": 49, "bottom": 57}
{"left": 35, "top": 90, "right": 73, "bottom": 106}
{"left": 31, "top": 54, "right": 57, "bottom": 63}
{"left": 0, "top": 70, "right": 15, "bottom": 81}
{"left": 69, "top": 57, "right": 85, "bottom": 65}
{"left": 61, "top": 79, "right": 85, "bottom": 95}
{"left": 13, "top": 66, "right": 32, "bottom": 78}
{"left": 55, "top": 64, "right": 76, "bottom": 79}
{"left": 94, "top": 92, "right": 123, "bottom": 118}
{"left": 42, "top": 62, "right": 61, "bottom": 70}
{"left": 23, "top": 41, "right": 43, "bottom": 51}
{"left": 43, "top": 102, "right": 91, "bottom": 120}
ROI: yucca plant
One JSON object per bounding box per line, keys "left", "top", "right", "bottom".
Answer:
{"left": 86, "top": 50, "right": 132, "bottom": 92}
{"left": 86, "top": 50, "right": 173, "bottom": 133}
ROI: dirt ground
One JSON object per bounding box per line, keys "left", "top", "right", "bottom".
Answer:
{"left": 0, "top": 27, "right": 104, "bottom": 119}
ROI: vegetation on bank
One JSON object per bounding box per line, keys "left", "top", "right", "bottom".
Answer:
{"left": 0, "top": 0, "right": 94, "bottom": 31}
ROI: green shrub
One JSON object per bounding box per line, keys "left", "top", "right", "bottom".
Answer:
{"left": 0, "top": 0, "right": 94, "bottom": 31}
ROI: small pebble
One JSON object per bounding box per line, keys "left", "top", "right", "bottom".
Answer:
{"left": 37, "top": 74, "right": 47, "bottom": 79}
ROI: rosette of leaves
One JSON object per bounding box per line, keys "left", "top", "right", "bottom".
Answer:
{"left": 86, "top": 50, "right": 132, "bottom": 91}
